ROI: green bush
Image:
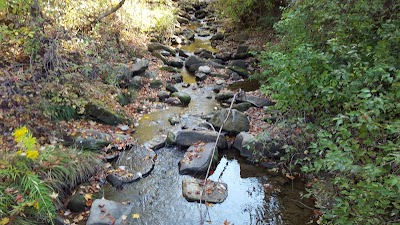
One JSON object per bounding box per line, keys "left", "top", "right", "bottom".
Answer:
{"left": 257, "top": 0, "right": 400, "bottom": 223}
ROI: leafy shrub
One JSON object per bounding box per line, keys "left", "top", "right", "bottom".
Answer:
{"left": 0, "top": 127, "right": 101, "bottom": 224}
{"left": 257, "top": 0, "right": 400, "bottom": 223}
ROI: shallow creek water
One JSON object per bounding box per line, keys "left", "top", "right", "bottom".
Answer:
{"left": 103, "top": 18, "right": 314, "bottom": 225}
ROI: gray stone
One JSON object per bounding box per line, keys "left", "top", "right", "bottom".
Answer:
{"left": 157, "top": 91, "right": 170, "bottom": 101}
{"left": 210, "top": 32, "right": 224, "bottom": 41}
{"left": 185, "top": 55, "right": 205, "bottom": 69}
{"left": 170, "top": 73, "right": 183, "bottom": 83}
{"left": 198, "top": 66, "right": 211, "bottom": 74}
{"left": 179, "top": 142, "right": 218, "bottom": 175}
{"left": 85, "top": 103, "right": 129, "bottom": 125}
{"left": 182, "top": 178, "right": 228, "bottom": 203}
{"left": 152, "top": 51, "right": 169, "bottom": 64}
{"left": 87, "top": 199, "right": 132, "bottom": 225}
{"left": 171, "top": 92, "right": 191, "bottom": 106}
{"left": 160, "top": 66, "right": 180, "bottom": 73}
{"left": 178, "top": 49, "right": 190, "bottom": 58}
{"left": 148, "top": 42, "right": 176, "bottom": 55}
{"left": 177, "top": 15, "right": 189, "bottom": 24}
{"left": 232, "top": 102, "right": 252, "bottom": 112}
{"left": 110, "top": 145, "right": 156, "bottom": 183}
{"left": 209, "top": 109, "right": 250, "bottom": 134}
{"left": 129, "top": 76, "right": 143, "bottom": 89}
{"left": 166, "top": 83, "right": 179, "bottom": 93}
{"left": 160, "top": 50, "right": 171, "bottom": 56}
{"left": 230, "top": 72, "right": 241, "bottom": 81}
{"left": 168, "top": 116, "right": 181, "bottom": 125}
{"left": 239, "top": 95, "right": 275, "bottom": 108}
{"left": 213, "top": 85, "right": 223, "bottom": 93}
{"left": 228, "top": 66, "right": 249, "bottom": 77}
{"left": 195, "top": 72, "right": 208, "bottom": 81}
{"left": 233, "top": 132, "right": 256, "bottom": 158}
{"left": 168, "top": 58, "right": 184, "bottom": 68}
{"left": 216, "top": 79, "right": 225, "bottom": 85}
{"left": 145, "top": 135, "right": 166, "bottom": 150}
{"left": 149, "top": 79, "right": 163, "bottom": 89}
{"left": 131, "top": 59, "right": 149, "bottom": 76}
{"left": 166, "top": 131, "right": 176, "bottom": 145}
{"left": 189, "top": 63, "right": 207, "bottom": 72}
{"left": 73, "top": 129, "right": 133, "bottom": 151}
{"left": 165, "top": 97, "right": 182, "bottom": 106}
{"left": 175, "top": 130, "right": 227, "bottom": 149}
{"left": 215, "top": 92, "right": 234, "bottom": 101}
{"left": 67, "top": 188, "right": 102, "bottom": 212}
{"left": 229, "top": 60, "right": 246, "bottom": 69}
{"left": 215, "top": 53, "right": 231, "bottom": 61}
{"left": 237, "top": 45, "right": 249, "bottom": 54}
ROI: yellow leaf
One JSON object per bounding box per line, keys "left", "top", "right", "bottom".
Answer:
{"left": 0, "top": 217, "right": 10, "bottom": 225}
{"left": 132, "top": 213, "right": 140, "bottom": 219}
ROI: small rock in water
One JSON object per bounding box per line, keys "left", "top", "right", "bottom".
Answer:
{"left": 182, "top": 178, "right": 228, "bottom": 203}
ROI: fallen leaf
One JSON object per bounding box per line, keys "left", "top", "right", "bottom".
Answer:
{"left": 15, "top": 194, "right": 24, "bottom": 203}
{"left": 223, "top": 219, "right": 230, "bottom": 225}
{"left": 0, "top": 217, "right": 9, "bottom": 225}
{"left": 132, "top": 213, "right": 140, "bottom": 219}
{"left": 121, "top": 215, "right": 127, "bottom": 221}
{"left": 50, "top": 192, "right": 59, "bottom": 199}
{"left": 84, "top": 193, "right": 92, "bottom": 207}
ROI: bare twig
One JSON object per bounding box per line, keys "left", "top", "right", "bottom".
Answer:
{"left": 199, "top": 89, "right": 241, "bottom": 224}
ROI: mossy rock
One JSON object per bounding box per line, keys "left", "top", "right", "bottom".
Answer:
{"left": 171, "top": 92, "right": 191, "bottom": 106}
{"left": 85, "top": 103, "right": 129, "bottom": 125}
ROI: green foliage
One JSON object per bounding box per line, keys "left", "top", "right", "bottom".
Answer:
{"left": 213, "top": 0, "right": 281, "bottom": 27}
{"left": 257, "top": 0, "right": 400, "bottom": 223}
{"left": 1, "top": 127, "right": 101, "bottom": 224}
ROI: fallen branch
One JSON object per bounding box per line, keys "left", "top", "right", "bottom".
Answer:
{"left": 199, "top": 89, "right": 241, "bottom": 224}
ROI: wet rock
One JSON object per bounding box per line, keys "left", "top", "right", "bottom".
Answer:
{"left": 195, "top": 9, "right": 206, "bottom": 19}
{"left": 195, "top": 72, "right": 208, "bottom": 81}
{"left": 157, "top": 91, "right": 170, "bottom": 101}
{"left": 229, "top": 60, "right": 246, "bottom": 69}
{"left": 179, "top": 142, "right": 218, "bottom": 175}
{"left": 189, "top": 63, "right": 207, "bottom": 72}
{"left": 148, "top": 42, "right": 177, "bottom": 55}
{"left": 85, "top": 103, "right": 129, "bottom": 125}
{"left": 182, "top": 178, "right": 228, "bottom": 203}
{"left": 165, "top": 97, "right": 182, "bottom": 106}
{"left": 149, "top": 79, "right": 163, "bottom": 89}
{"left": 145, "top": 135, "right": 166, "bottom": 150}
{"left": 216, "top": 79, "right": 225, "bottom": 85}
{"left": 198, "top": 65, "right": 211, "bottom": 74}
{"left": 128, "top": 76, "right": 143, "bottom": 89}
{"left": 131, "top": 59, "right": 149, "bottom": 76}
{"left": 233, "top": 52, "right": 251, "bottom": 60}
{"left": 144, "top": 70, "right": 158, "bottom": 79}
{"left": 172, "top": 92, "right": 191, "bottom": 106}
{"left": 107, "top": 145, "right": 156, "bottom": 185}
{"left": 233, "top": 132, "right": 256, "bottom": 158}
{"left": 166, "top": 131, "right": 176, "bottom": 145}
{"left": 152, "top": 51, "right": 169, "bottom": 64}
{"left": 73, "top": 129, "right": 133, "bottom": 151}
{"left": 175, "top": 130, "right": 228, "bottom": 149}
{"left": 178, "top": 49, "right": 190, "bottom": 58}
{"left": 67, "top": 187, "right": 102, "bottom": 212}
{"left": 168, "top": 116, "right": 181, "bottom": 125}
{"left": 215, "top": 92, "right": 234, "bottom": 101}
{"left": 166, "top": 83, "right": 179, "bottom": 93}
{"left": 160, "top": 50, "right": 171, "bottom": 56}
{"left": 210, "top": 32, "right": 224, "bottom": 41}
{"left": 170, "top": 73, "right": 183, "bottom": 83}
{"left": 87, "top": 199, "right": 132, "bottom": 225}
{"left": 230, "top": 72, "right": 242, "bottom": 81}
{"left": 232, "top": 102, "right": 252, "bottom": 112}
{"left": 213, "top": 85, "right": 223, "bottom": 93}
{"left": 209, "top": 109, "right": 250, "bottom": 134}
{"left": 185, "top": 55, "right": 205, "bottom": 69}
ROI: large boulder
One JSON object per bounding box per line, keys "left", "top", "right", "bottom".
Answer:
{"left": 179, "top": 142, "right": 218, "bottom": 175}
{"left": 239, "top": 95, "right": 275, "bottom": 108}
{"left": 233, "top": 132, "right": 256, "bottom": 158}
{"left": 185, "top": 55, "right": 205, "bottom": 69}
{"left": 106, "top": 145, "right": 156, "bottom": 188}
{"left": 182, "top": 178, "right": 228, "bottom": 203}
{"left": 209, "top": 109, "right": 250, "bottom": 134}
{"left": 175, "top": 130, "right": 227, "bottom": 149}
{"left": 85, "top": 103, "right": 129, "bottom": 125}
{"left": 147, "top": 42, "right": 177, "bottom": 55}
{"left": 86, "top": 199, "right": 132, "bottom": 225}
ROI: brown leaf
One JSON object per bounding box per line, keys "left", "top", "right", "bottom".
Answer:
{"left": 15, "top": 194, "right": 24, "bottom": 203}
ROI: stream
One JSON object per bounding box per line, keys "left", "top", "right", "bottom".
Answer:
{"left": 102, "top": 8, "right": 314, "bottom": 225}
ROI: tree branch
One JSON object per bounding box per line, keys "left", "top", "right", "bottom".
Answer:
{"left": 96, "top": 0, "right": 126, "bottom": 22}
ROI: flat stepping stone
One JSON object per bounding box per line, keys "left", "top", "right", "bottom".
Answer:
{"left": 182, "top": 178, "right": 228, "bottom": 203}
{"left": 175, "top": 130, "right": 227, "bottom": 149}
{"left": 179, "top": 142, "right": 217, "bottom": 175}
{"left": 87, "top": 199, "right": 132, "bottom": 225}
